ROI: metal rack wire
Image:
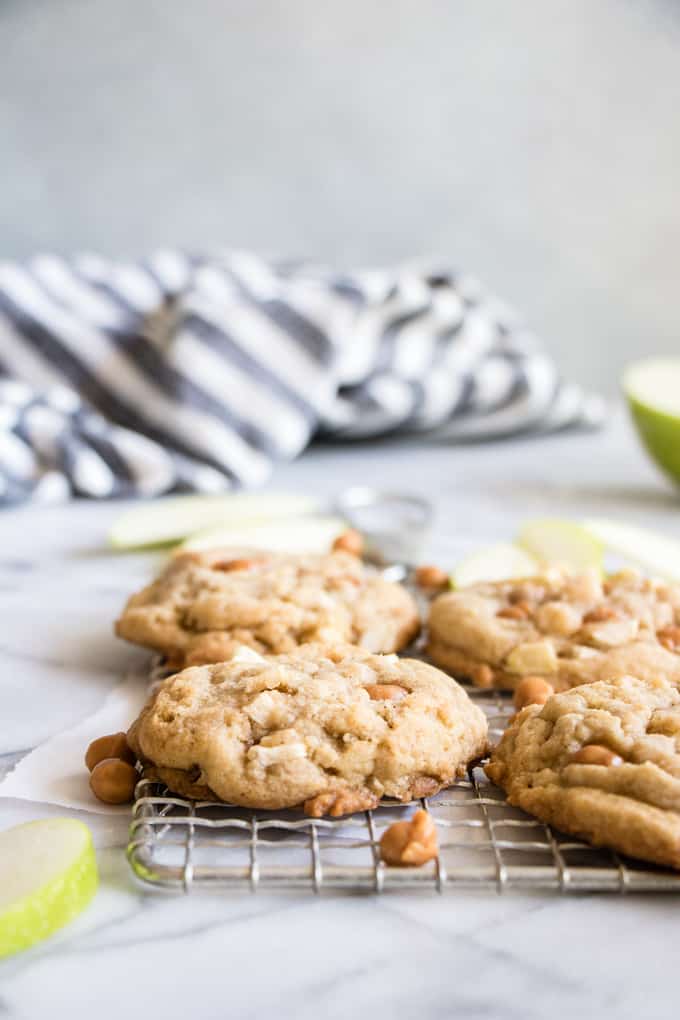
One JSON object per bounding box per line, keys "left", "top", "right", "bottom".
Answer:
{"left": 127, "top": 687, "right": 680, "bottom": 894}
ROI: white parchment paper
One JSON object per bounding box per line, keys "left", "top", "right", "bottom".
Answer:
{"left": 0, "top": 667, "right": 149, "bottom": 815}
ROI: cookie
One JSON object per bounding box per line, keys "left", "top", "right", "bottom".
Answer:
{"left": 127, "top": 644, "right": 488, "bottom": 816}
{"left": 486, "top": 675, "right": 680, "bottom": 869}
{"left": 116, "top": 548, "right": 420, "bottom": 668}
{"left": 427, "top": 566, "right": 680, "bottom": 692}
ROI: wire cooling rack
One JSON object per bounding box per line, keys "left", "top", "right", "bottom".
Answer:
{"left": 127, "top": 686, "right": 680, "bottom": 895}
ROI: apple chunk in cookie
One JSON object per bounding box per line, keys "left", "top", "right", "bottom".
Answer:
{"left": 127, "top": 644, "right": 488, "bottom": 816}
{"left": 427, "top": 566, "right": 680, "bottom": 692}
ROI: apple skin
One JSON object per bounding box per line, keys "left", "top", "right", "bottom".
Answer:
{"left": 517, "top": 519, "right": 603, "bottom": 574}
{"left": 0, "top": 820, "right": 98, "bottom": 959}
{"left": 451, "top": 543, "right": 539, "bottom": 588}
{"left": 627, "top": 394, "right": 680, "bottom": 487}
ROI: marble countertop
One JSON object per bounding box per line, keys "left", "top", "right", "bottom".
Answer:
{"left": 1, "top": 405, "right": 679, "bottom": 1020}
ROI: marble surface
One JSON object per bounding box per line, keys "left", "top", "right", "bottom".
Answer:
{"left": 1, "top": 405, "right": 680, "bottom": 1019}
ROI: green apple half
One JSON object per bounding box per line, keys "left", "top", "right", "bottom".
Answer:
{"left": 0, "top": 819, "right": 98, "bottom": 958}
{"left": 623, "top": 357, "right": 680, "bottom": 486}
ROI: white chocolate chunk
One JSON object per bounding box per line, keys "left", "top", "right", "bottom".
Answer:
{"left": 535, "top": 601, "right": 582, "bottom": 636}
{"left": 229, "top": 645, "right": 266, "bottom": 666}
{"left": 247, "top": 741, "right": 307, "bottom": 768}
{"left": 244, "top": 690, "right": 294, "bottom": 729}
{"left": 587, "top": 618, "right": 639, "bottom": 648}
{"left": 344, "top": 662, "right": 377, "bottom": 685}
{"left": 569, "top": 645, "right": 600, "bottom": 660}
{"left": 564, "top": 568, "right": 603, "bottom": 603}
{"left": 505, "top": 639, "right": 558, "bottom": 675}
{"left": 359, "top": 625, "right": 394, "bottom": 651}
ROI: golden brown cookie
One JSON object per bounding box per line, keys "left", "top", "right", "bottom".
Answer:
{"left": 116, "top": 548, "right": 420, "bottom": 667}
{"left": 486, "top": 674, "right": 680, "bottom": 869}
{"left": 127, "top": 644, "right": 488, "bottom": 816}
{"left": 427, "top": 567, "right": 680, "bottom": 692}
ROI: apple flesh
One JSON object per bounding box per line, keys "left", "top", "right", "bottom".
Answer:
{"left": 517, "top": 519, "right": 604, "bottom": 573}
{"left": 0, "top": 819, "right": 98, "bottom": 958}
{"left": 179, "top": 515, "right": 347, "bottom": 554}
{"left": 108, "top": 492, "right": 322, "bottom": 549}
{"left": 452, "top": 543, "right": 539, "bottom": 588}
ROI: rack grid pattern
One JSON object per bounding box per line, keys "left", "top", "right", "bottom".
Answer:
{"left": 127, "top": 688, "right": 680, "bottom": 895}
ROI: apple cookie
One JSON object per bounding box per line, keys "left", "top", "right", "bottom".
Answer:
{"left": 427, "top": 567, "right": 680, "bottom": 692}
{"left": 116, "top": 549, "right": 420, "bottom": 668}
{"left": 127, "top": 644, "right": 488, "bottom": 816}
{"left": 486, "top": 674, "right": 680, "bottom": 869}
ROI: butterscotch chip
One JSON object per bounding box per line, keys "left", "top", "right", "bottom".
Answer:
{"left": 379, "top": 810, "right": 439, "bottom": 867}
{"left": 658, "top": 626, "right": 680, "bottom": 652}
{"left": 513, "top": 676, "right": 554, "bottom": 710}
{"left": 427, "top": 567, "right": 680, "bottom": 692}
{"left": 583, "top": 606, "right": 618, "bottom": 624}
{"left": 486, "top": 675, "right": 680, "bottom": 869}
{"left": 364, "top": 683, "right": 407, "bottom": 701}
{"left": 474, "top": 664, "right": 495, "bottom": 688}
{"left": 115, "top": 548, "right": 419, "bottom": 668}
{"left": 570, "top": 744, "right": 623, "bottom": 767}
{"left": 213, "top": 557, "right": 264, "bottom": 572}
{"left": 332, "top": 529, "right": 364, "bottom": 557}
{"left": 85, "top": 732, "right": 136, "bottom": 772}
{"left": 89, "top": 758, "right": 137, "bottom": 804}
{"left": 304, "top": 788, "right": 378, "bottom": 817}
{"left": 414, "top": 565, "right": 450, "bottom": 591}
{"left": 497, "top": 604, "right": 530, "bottom": 621}
{"left": 127, "top": 644, "right": 488, "bottom": 815}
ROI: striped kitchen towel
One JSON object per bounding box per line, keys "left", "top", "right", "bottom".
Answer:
{"left": 0, "top": 250, "right": 604, "bottom": 504}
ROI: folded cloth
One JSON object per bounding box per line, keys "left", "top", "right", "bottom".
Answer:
{"left": 0, "top": 250, "right": 604, "bottom": 504}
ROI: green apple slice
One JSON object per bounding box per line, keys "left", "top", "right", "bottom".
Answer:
{"left": 109, "top": 492, "right": 321, "bottom": 549}
{"left": 622, "top": 357, "right": 680, "bottom": 486}
{"left": 179, "top": 514, "right": 347, "bottom": 554}
{"left": 452, "top": 543, "right": 539, "bottom": 588}
{"left": 583, "top": 518, "right": 680, "bottom": 581}
{"left": 0, "top": 819, "right": 98, "bottom": 959}
{"left": 517, "top": 519, "right": 604, "bottom": 572}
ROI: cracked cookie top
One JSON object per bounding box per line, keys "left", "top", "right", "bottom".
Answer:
{"left": 486, "top": 674, "right": 680, "bottom": 868}
{"left": 427, "top": 567, "right": 680, "bottom": 691}
{"left": 127, "top": 644, "right": 488, "bottom": 815}
{"left": 116, "top": 548, "right": 420, "bottom": 667}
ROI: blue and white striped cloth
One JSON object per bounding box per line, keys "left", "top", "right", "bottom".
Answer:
{"left": 0, "top": 251, "right": 604, "bottom": 505}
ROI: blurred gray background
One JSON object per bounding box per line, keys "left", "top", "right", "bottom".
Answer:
{"left": 1, "top": 0, "right": 678, "bottom": 393}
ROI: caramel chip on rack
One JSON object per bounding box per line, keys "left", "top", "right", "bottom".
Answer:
{"left": 379, "top": 809, "right": 439, "bottom": 867}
